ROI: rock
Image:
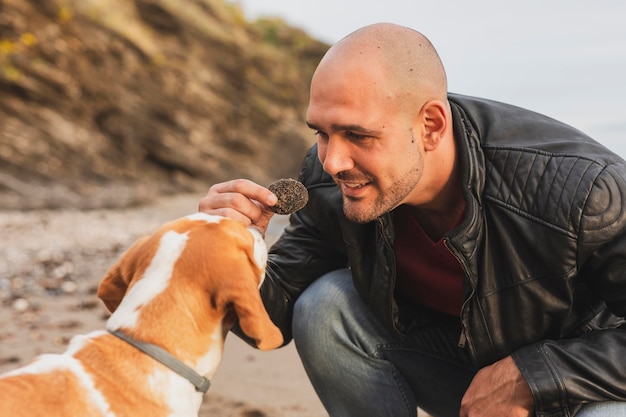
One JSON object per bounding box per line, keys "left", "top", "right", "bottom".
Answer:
{"left": 268, "top": 178, "right": 309, "bottom": 214}
{"left": 0, "top": 356, "right": 20, "bottom": 366}
{"left": 12, "top": 298, "right": 29, "bottom": 312}
{"left": 61, "top": 280, "right": 78, "bottom": 294}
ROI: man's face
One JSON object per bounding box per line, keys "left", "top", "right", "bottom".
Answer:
{"left": 306, "top": 64, "right": 425, "bottom": 223}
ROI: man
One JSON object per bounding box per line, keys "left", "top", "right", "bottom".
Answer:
{"left": 199, "top": 23, "right": 626, "bottom": 417}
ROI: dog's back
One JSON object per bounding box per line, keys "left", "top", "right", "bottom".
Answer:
{"left": 0, "top": 354, "right": 106, "bottom": 416}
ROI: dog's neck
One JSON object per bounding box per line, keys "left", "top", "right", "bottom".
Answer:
{"left": 106, "top": 307, "right": 226, "bottom": 383}
{"left": 108, "top": 329, "right": 212, "bottom": 393}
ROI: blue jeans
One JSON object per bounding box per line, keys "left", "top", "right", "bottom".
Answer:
{"left": 292, "top": 269, "right": 626, "bottom": 417}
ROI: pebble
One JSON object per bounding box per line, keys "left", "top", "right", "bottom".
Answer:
{"left": 53, "top": 261, "right": 74, "bottom": 279}
{"left": 61, "top": 280, "right": 78, "bottom": 294}
{"left": 0, "top": 356, "right": 20, "bottom": 366}
{"left": 12, "top": 298, "right": 29, "bottom": 312}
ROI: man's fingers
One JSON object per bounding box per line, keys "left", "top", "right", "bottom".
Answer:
{"left": 197, "top": 179, "right": 278, "bottom": 234}
{"left": 208, "top": 179, "right": 277, "bottom": 207}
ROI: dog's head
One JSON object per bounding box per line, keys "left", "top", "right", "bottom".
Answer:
{"left": 97, "top": 213, "right": 283, "bottom": 351}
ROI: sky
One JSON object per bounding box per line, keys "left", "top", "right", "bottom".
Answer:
{"left": 237, "top": 0, "right": 626, "bottom": 156}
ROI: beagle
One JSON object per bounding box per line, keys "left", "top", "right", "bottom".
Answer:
{"left": 0, "top": 213, "right": 283, "bottom": 416}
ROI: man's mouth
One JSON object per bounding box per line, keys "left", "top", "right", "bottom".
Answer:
{"left": 334, "top": 172, "right": 374, "bottom": 196}
{"left": 343, "top": 182, "right": 367, "bottom": 189}
{"left": 336, "top": 179, "right": 372, "bottom": 198}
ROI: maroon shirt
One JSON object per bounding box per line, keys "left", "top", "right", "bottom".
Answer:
{"left": 393, "top": 205, "right": 464, "bottom": 317}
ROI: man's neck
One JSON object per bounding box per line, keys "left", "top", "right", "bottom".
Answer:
{"left": 410, "top": 158, "right": 465, "bottom": 241}
{"left": 409, "top": 198, "right": 465, "bottom": 242}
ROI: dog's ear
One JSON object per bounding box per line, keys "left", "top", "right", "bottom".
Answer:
{"left": 97, "top": 235, "right": 151, "bottom": 313}
{"left": 229, "top": 271, "right": 284, "bottom": 351}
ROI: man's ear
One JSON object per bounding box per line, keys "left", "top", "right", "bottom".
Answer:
{"left": 418, "top": 100, "right": 448, "bottom": 151}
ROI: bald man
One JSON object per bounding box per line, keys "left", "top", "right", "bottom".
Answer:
{"left": 200, "top": 23, "right": 626, "bottom": 417}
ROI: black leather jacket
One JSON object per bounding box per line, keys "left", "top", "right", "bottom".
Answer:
{"left": 260, "top": 93, "right": 626, "bottom": 416}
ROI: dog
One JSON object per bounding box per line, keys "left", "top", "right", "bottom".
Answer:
{"left": 0, "top": 213, "right": 283, "bottom": 416}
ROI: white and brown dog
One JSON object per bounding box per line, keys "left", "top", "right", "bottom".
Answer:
{"left": 0, "top": 213, "right": 283, "bottom": 416}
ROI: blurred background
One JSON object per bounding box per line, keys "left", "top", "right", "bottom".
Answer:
{"left": 1, "top": 0, "right": 624, "bottom": 211}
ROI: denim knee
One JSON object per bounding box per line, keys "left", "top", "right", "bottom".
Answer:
{"left": 291, "top": 269, "right": 421, "bottom": 417}
{"left": 292, "top": 268, "right": 353, "bottom": 348}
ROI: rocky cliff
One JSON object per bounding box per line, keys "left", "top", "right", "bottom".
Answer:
{"left": 0, "top": 0, "right": 327, "bottom": 209}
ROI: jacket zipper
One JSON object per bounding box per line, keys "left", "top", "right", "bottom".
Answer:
{"left": 444, "top": 237, "right": 475, "bottom": 349}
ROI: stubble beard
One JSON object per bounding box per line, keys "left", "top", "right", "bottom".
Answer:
{"left": 342, "top": 166, "right": 421, "bottom": 223}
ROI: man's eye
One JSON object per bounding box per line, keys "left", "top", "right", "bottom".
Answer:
{"left": 314, "top": 130, "right": 328, "bottom": 140}
{"left": 346, "top": 131, "right": 366, "bottom": 140}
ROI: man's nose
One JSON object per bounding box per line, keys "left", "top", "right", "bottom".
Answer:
{"left": 320, "top": 137, "right": 354, "bottom": 176}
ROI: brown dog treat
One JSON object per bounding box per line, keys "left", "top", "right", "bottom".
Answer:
{"left": 268, "top": 178, "right": 308, "bottom": 214}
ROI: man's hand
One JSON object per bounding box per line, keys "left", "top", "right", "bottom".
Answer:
{"left": 198, "top": 179, "right": 278, "bottom": 235}
{"left": 460, "top": 355, "right": 534, "bottom": 417}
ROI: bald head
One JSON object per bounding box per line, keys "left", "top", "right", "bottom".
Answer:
{"left": 312, "top": 23, "right": 448, "bottom": 110}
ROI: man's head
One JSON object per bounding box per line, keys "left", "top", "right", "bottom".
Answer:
{"left": 307, "top": 23, "right": 455, "bottom": 223}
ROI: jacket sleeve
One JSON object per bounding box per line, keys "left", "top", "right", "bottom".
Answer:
{"left": 512, "top": 327, "right": 626, "bottom": 416}
{"left": 512, "top": 163, "right": 626, "bottom": 417}
{"left": 234, "top": 146, "right": 349, "bottom": 346}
